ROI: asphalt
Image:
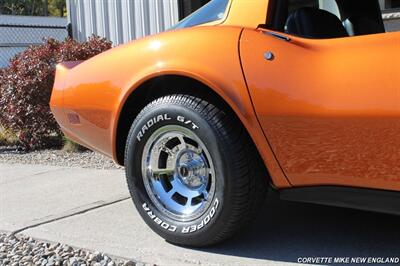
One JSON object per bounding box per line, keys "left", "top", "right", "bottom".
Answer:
{"left": 1, "top": 163, "right": 400, "bottom": 266}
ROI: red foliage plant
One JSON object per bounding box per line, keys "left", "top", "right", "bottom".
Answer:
{"left": 0, "top": 36, "right": 112, "bottom": 149}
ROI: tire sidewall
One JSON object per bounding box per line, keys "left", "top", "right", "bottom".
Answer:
{"left": 126, "top": 101, "right": 232, "bottom": 244}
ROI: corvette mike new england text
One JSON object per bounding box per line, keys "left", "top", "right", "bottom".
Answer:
{"left": 297, "top": 257, "right": 400, "bottom": 264}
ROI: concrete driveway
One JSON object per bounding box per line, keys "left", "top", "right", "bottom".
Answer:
{"left": 1, "top": 163, "right": 399, "bottom": 266}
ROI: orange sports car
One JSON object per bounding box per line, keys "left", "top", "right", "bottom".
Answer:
{"left": 50, "top": 0, "right": 400, "bottom": 246}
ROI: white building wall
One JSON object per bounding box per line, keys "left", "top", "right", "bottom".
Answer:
{"left": 66, "top": 0, "right": 180, "bottom": 46}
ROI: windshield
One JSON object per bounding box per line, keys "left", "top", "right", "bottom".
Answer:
{"left": 172, "top": 0, "right": 230, "bottom": 29}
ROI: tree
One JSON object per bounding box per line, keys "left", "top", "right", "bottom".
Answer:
{"left": 48, "top": 0, "right": 66, "bottom": 17}
{"left": 0, "top": 0, "right": 66, "bottom": 17}
{"left": 43, "top": 0, "right": 48, "bottom": 16}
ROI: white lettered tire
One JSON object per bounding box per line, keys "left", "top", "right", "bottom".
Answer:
{"left": 125, "top": 95, "right": 267, "bottom": 246}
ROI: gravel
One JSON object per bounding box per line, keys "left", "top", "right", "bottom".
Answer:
{"left": 0, "top": 233, "right": 147, "bottom": 266}
{"left": 0, "top": 148, "right": 122, "bottom": 170}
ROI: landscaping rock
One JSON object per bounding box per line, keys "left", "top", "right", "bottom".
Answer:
{"left": 0, "top": 233, "right": 140, "bottom": 266}
{"left": 0, "top": 149, "right": 122, "bottom": 170}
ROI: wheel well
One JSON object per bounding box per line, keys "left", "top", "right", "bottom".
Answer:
{"left": 115, "top": 75, "right": 258, "bottom": 167}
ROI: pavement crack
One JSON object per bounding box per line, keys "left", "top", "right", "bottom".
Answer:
{"left": 11, "top": 196, "right": 131, "bottom": 235}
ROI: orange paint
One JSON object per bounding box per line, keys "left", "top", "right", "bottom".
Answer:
{"left": 240, "top": 29, "right": 400, "bottom": 191}
{"left": 50, "top": 0, "right": 400, "bottom": 192}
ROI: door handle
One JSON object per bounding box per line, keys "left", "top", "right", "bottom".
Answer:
{"left": 265, "top": 31, "right": 291, "bottom": 42}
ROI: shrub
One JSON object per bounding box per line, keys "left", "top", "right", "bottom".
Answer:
{"left": 0, "top": 36, "right": 112, "bottom": 150}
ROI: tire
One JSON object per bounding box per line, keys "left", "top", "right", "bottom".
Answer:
{"left": 125, "top": 94, "right": 267, "bottom": 247}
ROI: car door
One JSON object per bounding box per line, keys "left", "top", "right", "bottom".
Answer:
{"left": 240, "top": 29, "right": 400, "bottom": 192}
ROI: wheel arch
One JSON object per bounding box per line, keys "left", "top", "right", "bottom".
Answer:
{"left": 114, "top": 74, "right": 248, "bottom": 164}
{"left": 113, "top": 73, "right": 292, "bottom": 188}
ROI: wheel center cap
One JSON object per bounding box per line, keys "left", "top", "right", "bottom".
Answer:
{"left": 178, "top": 152, "right": 207, "bottom": 188}
{"left": 179, "top": 166, "right": 190, "bottom": 177}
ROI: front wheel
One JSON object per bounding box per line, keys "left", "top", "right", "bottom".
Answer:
{"left": 125, "top": 95, "right": 267, "bottom": 246}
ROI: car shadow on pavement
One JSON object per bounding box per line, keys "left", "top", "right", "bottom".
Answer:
{"left": 194, "top": 197, "right": 400, "bottom": 264}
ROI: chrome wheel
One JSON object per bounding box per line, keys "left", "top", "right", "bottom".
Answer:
{"left": 142, "top": 125, "right": 216, "bottom": 221}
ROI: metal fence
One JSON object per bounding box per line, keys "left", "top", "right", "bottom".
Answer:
{"left": 66, "top": 0, "right": 180, "bottom": 46}
{"left": 0, "top": 15, "right": 68, "bottom": 68}
{"left": 383, "top": 12, "right": 400, "bottom": 31}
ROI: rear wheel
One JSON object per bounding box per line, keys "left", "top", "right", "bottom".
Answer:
{"left": 125, "top": 95, "right": 267, "bottom": 246}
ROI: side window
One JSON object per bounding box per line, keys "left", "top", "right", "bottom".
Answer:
{"left": 380, "top": 0, "right": 400, "bottom": 32}
{"left": 270, "top": 0, "right": 389, "bottom": 39}
{"left": 288, "top": 0, "right": 319, "bottom": 14}
{"left": 172, "top": 0, "right": 230, "bottom": 29}
{"left": 288, "top": 0, "right": 341, "bottom": 16}
{"left": 284, "top": 0, "right": 348, "bottom": 39}
{"left": 382, "top": 0, "right": 400, "bottom": 8}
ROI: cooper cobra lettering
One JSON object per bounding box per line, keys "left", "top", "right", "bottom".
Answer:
{"left": 181, "top": 198, "right": 219, "bottom": 234}
{"left": 142, "top": 198, "right": 219, "bottom": 234}
{"left": 142, "top": 203, "right": 177, "bottom": 232}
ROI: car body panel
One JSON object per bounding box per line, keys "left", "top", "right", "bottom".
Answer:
{"left": 240, "top": 28, "right": 400, "bottom": 191}
{"left": 223, "top": 0, "right": 269, "bottom": 28}
{"left": 190, "top": 0, "right": 269, "bottom": 29}
{"left": 50, "top": 26, "right": 292, "bottom": 188}
{"left": 50, "top": 0, "right": 400, "bottom": 194}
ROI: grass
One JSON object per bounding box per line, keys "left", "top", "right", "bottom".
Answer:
{"left": 62, "top": 137, "right": 87, "bottom": 152}
{"left": 0, "top": 126, "right": 18, "bottom": 146}
{"left": 0, "top": 125, "right": 87, "bottom": 152}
